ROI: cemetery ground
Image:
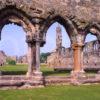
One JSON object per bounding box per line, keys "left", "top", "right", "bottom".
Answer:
{"left": 0, "top": 64, "right": 100, "bottom": 100}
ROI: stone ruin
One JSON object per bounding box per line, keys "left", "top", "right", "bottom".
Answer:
{"left": 0, "top": 51, "right": 6, "bottom": 66}
{"left": 17, "top": 55, "right": 27, "bottom": 64}
{"left": 0, "top": 0, "right": 99, "bottom": 87}
{"left": 47, "top": 25, "right": 100, "bottom": 71}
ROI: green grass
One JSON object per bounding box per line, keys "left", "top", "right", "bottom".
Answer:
{"left": 0, "top": 64, "right": 96, "bottom": 76}
{"left": 41, "top": 65, "right": 70, "bottom": 76}
{"left": 0, "top": 64, "right": 27, "bottom": 75}
{"left": 0, "top": 64, "right": 69, "bottom": 76}
{"left": 0, "top": 85, "right": 100, "bottom": 100}
{"left": 0, "top": 64, "right": 27, "bottom": 71}
{"left": 0, "top": 65, "right": 100, "bottom": 100}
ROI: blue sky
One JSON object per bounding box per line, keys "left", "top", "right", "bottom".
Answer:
{"left": 0, "top": 22, "right": 97, "bottom": 56}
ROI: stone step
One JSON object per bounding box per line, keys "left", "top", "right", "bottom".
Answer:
{"left": 0, "top": 75, "right": 43, "bottom": 81}
{"left": 0, "top": 75, "right": 100, "bottom": 88}
{"left": 0, "top": 80, "right": 43, "bottom": 87}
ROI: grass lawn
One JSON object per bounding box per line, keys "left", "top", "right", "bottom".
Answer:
{"left": 0, "top": 85, "right": 100, "bottom": 100}
{"left": 0, "top": 64, "right": 96, "bottom": 76}
{"left": 0, "top": 64, "right": 27, "bottom": 75}
{"left": 0, "top": 64, "right": 100, "bottom": 100}
{"left": 0, "top": 64, "right": 70, "bottom": 76}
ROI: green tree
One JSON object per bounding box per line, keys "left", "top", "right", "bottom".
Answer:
{"left": 6, "top": 58, "right": 16, "bottom": 65}
{"left": 40, "top": 52, "right": 50, "bottom": 63}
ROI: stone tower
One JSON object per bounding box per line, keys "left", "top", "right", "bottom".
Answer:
{"left": 56, "top": 24, "right": 62, "bottom": 54}
{"left": 56, "top": 24, "right": 62, "bottom": 48}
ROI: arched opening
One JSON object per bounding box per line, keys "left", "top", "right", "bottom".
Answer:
{"left": 84, "top": 32, "right": 100, "bottom": 74}
{"left": 0, "top": 7, "right": 35, "bottom": 76}
{"left": 85, "top": 33, "right": 97, "bottom": 43}
{"left": 40, "top": 22, "right": 73, "bottom": 76}
{"left": 0, "top": 24, "right": 28, "bottom": 75}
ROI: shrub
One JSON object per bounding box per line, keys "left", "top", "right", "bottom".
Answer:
{"left": 7, "top": 59, "right": 16, "bottom": 65}
{"left": 8, "top": 60, "right": 16, "bottom": 65}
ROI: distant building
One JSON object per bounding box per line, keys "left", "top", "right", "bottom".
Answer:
{"left": 6, "top": 56, "right": 17, "bottom": 64}
{"left": 17, "top": 55, "right": 27, "bottom": 64}
{"left": 0, "top": 51, "right": 6, "bottom": 66}
{"left": 47, "top": 26, "right": 100, "bottom": 71}
{"left": 0, "top": 50, "right": 28, "bottom": 65}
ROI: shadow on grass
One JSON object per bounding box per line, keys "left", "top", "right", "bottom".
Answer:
{"left": 43, "top": 70, "right": 71, "bottom": 76}
{"left": 85, "top": 70, "right": 98, "bottom": 73}
{"left": 1, "top": 70, "right": 70, "bottom": 76}
{"left": 1, "top": 70, "right": 97, "bottom": 76}
{"left": 2, "top": 71, "right": 27, "bottom": 75}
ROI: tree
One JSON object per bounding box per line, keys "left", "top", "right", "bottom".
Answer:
{"left": 40, "top": 52, "right": 51, "bottom": 63}
{"left": 6, "top": 57, "right": 16, "bottom": 65}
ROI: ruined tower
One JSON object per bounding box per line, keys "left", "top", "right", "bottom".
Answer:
{"left": 56, "top": 24, "right": 62, "bottom": 54}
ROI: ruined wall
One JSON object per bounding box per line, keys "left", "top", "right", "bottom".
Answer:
{"left": 83, "top": 40, "right": 100, "bottom": 69}
{"left": 0, "top": 0, "right": 99, "bottom": 25}
{"left": 47, "top": 40, "right": 100, "bottom": 70}
{"left": 17, "top": 55, "right": 27, "bottom": 64}
{"left": 0, "top": 51, "right": 6, "bottom": 66}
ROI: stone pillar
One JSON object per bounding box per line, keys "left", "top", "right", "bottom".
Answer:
{"left": 33, "top": 40, "right": 42, "bottom": 76}
{"left": 81, "top": 46, "right": 84, "bottom": 72}
{"left": 26, "top": 42, "right": 36, "bottom": 77}
{"left": 71, "top": 43, "right": 84, "bottom": 78}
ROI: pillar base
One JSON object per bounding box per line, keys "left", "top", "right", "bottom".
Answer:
{"left": 26, "top": 72, "right": 33, "bottom": 77}
{"left": 71, "top": 70, "right": 85, "bottom": 79}
{"left": 33, "top": 71, "right": 42, "bottom": 77}
{"left": 70, "top": 70, "right": 86, "bottom": 85}
{"left": 26, "top": 71, "right": 43, "bottom": 77}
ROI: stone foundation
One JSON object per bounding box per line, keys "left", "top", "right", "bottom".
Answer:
{"left": 0, "top": 75, "right": 100, "bottom": 89}
{"left": 0, "top": 75, "right": 44, "bottom": 89}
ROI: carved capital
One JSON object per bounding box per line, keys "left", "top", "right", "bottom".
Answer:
{"left": 72, "top": 43, "right": 84, "bottom": 50}
{"left": 26, "top": 35, "right": 33, "bottom": 43}
{"left": 26, "top": 35, "right": 36, "bottom": 47}
{"left": 35, "top": 38, "right": 45, "bottom": 47}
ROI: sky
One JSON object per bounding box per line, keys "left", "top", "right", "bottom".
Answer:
{"left": 0, "top": 22, "right": 97, "bottom": 57}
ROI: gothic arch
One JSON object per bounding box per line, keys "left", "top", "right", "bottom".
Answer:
{"left": 0, "top": 6, "right": 35, "bottom": 40}
{"left": 84, "top": 22, "right": 100, "bottom": 43}
{"left": 40, "top": 15, "right": 78, "bottom": 44}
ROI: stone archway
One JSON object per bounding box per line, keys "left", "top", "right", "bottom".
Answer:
{"left": 40, "top": 15, "right": 79, "bottom": 43}
{"left": 0, "top": 0, "right": 99, "bottom": 79}
{"left": 0, "top": 0, "right": 99, "bottom": 87}
{"left": 39, "top": 14, "right": 87, "bottom": 78}
{"left": 83, "top": 23, "right": 100, "bottom": 73}
{"left": 0, "top": 6, "right": 38, "bottom": 77}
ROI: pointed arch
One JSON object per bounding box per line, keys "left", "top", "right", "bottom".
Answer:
{"left": 40, "top": 15, "right": 78, "bottom": 44}
{"left": 84, "top": 22, "right": 100, "bottom": 42}
{"left": 0, "top": 6, "right": 35, "bottom": 40}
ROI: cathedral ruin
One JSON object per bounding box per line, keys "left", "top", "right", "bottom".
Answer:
{"left": 0, "top": 0, "right": 100, "bottom": 87}
{"left": 47, "top": 25, "right": 100, "bottom": 72}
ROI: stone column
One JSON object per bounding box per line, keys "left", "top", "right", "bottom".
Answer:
{"left": 81, "top": 46, "right": 84, "bottom": 72}
{"left": 26, "top": 42, "right": 36, "bottom": 77}
{"left": 33, "top": 40, "right": 42, "bottom": 76}
{"left": 71, "top": 43, "right": 84, "bottom": 78}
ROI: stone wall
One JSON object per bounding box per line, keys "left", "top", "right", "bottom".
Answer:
{"left": 17, "top": 55, "right": 27, "bottom": 64}
{"left": 0, "top": 0, "right": 99, "bottom": 77}
{"left": 47, "top": 40, "right": 100, "bottom": 70}
{"left": 0, "top": 51, "right": 6, "bottom": 66}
